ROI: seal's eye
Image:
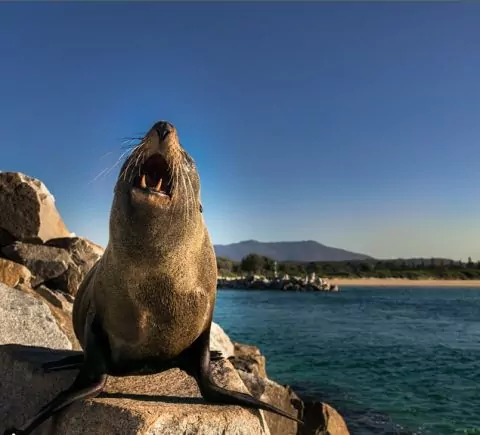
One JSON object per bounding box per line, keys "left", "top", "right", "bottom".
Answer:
{"left": 134, "top": 154, "right": 173, "bottom": 197}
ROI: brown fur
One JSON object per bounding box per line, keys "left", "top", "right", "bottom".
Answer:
{"left": 72, "top": 121, "right": 217, "bottom": 367}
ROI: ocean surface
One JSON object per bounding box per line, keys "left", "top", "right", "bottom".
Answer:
{"left": 213, "top": 287, "right": 480, "bottom": 435}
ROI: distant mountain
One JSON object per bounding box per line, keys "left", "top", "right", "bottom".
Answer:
{"left": 213, "top": 240, "right": 373, "bottom": 262}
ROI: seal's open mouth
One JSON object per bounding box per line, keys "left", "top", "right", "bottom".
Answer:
{"left": 133, "top": 154, "right": 173, "bottom": 198}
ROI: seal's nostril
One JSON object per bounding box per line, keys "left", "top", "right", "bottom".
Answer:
{"left": 156, "top": 126, "right": 170, "bottom": 141}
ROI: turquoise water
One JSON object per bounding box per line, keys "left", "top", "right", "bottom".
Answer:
{"left": 213, "top": 287, "right": 480, "bottom": 435}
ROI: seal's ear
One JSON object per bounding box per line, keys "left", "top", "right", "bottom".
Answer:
{"left": 200, "top": 203, "right": 203, "bottom": 213}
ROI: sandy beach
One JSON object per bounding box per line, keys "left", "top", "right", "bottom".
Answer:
{"left": 330, "top": 278, "right": 480, "bottom": 287}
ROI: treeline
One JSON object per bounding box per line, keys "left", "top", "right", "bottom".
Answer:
{"left": 217, "top": 254, "right": 480, "bottom": 280}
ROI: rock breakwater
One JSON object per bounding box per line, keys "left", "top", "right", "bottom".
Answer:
{"left": 218, "top": 275, "right": 340, "bottom": 292}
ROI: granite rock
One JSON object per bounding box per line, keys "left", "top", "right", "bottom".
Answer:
{"left": 0, "top": 283, "right": 71, "bottom": 350}
{"left": 45, "top": 237, "right": 104, "bottom": 296}
{"left": 0, "top": 172, "right": 71, "bottom": 243}
{"left": 209, "top": 322, "right": 235, "bottom": 359}
{"left": 0, "top": 258, "right": 32, "bottom": 288}
{"left": 2, "top": 242, "right": 70, "bottom": 287}
{"left": 239, "top": 370, "right": 302, "bottom": 435}
{"left": 231, "top": 342, "right": 267, "bottom": 378}
{"left": 0, "top": 345, "right": 271, "bottom": 435}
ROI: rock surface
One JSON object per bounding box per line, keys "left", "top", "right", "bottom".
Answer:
{"left": 0, "top": 283, "right": 71, "bottom": 350}
{"left": 34, "top": 284, "right": 74, "bottom": 313}
{"left": 300, "top": 402, "right": 350, "bottom": 435}
{"left": 0, "top": 258, "right": 32, "bottom": 288}
{"left": 231, "top": 342, "right": 267, "bottom": 378}
{"left": 0, "top": 345, "right": 271, "bottom": 435}
{"left": 14, "top": 283, "right": 81, "bottom": 351}
{"left": 239, "top": 370, "right": 302, "bottom": 435}
{"left": 45, "top": 237, "right": 104, "bottom": 296}
{"left": 0, "top": 172, "right": 71, "bottom": 243}
{"left": 209, "top": 322, "right": 235, "bottom": 359}
{"left": 2, "top": 242, "right": 70, "bottom": 287}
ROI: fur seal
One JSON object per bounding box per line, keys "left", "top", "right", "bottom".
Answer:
{"left": 5, "top": 121, "right": 302, "bottom": 434}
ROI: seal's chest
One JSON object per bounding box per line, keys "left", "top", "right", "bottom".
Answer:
{"left": 107, "top": 284, "right": 212, "bottom": 363}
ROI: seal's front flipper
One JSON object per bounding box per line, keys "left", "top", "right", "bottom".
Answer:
{"left": 6, "top": 318, "right": 108, "bottom": 435}
{"left": 42, "top": 354, "right": 84, "bottom": 372}
{"left": 193, "top": 327, "right": 303, "bottom": 425}
{"left": 4, "top": 373, "right": 107, "bottom": 435}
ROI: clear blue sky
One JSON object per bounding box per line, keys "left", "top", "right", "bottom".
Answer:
{"left": 1, "top": 3, "right": 479, "bottom": 260}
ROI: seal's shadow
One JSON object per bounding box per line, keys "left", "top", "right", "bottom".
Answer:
{"left": 2, "top": 345, "right": 226, "bottom": 407}
{"left": 98, "top": 392, "right": 206, "bottom": 405}
{"left": 2, "top": 344, "right": 82, "bottom": 366}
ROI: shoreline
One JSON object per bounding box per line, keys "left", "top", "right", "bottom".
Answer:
{"left": 329, "top": 278, "right": 480, "bottom": 287}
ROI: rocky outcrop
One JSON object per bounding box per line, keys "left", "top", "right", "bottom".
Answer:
{"left": 1, "top": 238, "right": 104, "bottom": 296}
{"left": 0, "top": 276, "right": 350, "bottom": 434}
{"left": 0, "top": 345, "right": 272, "bottom": 435}
{"left": 34, "top": 284, "right": 74, "bottom": 313}
{"left": 2, "top": 242, "right": 70, "bottom": 287}
{"left": 231, "top": 342, "right": 267, "bottom": 378}
{"left": 0, "top": 258, "right": 32, "bottom": 288}
{"left": 300, "top": 402, "right": 350, "bottom": 435}
{"left": 0, "top": 172, "right": 72, "bottom": 243}
{"left": 237, "top": 364, "right": 350, "bottom": 435}
{"left": 45, "top": 237, "right": 104, "bottom": 296}
{"left": 239, "top": 370, "right": 302, "bottom": 435}
{"left": 209, "top": 322, "right": 235, "bottom": 359}
{"left": 13, "top": 282, "right": 81, "bottom": 351}
{"left": 233, "top": 347, "right": 350, "bottom": 435}
{"left": 0, "top": 283, "right": 71, "bottom": 350}
{"left": 0, "top": 171, "right": 350, "bottom": 434}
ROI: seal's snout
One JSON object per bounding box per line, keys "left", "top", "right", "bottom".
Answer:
{"left": 154, "top": 122, "right": 173, "bottom": 141}
{"left": 124, "top": 120, "right": 186, "bottom": 208}
{"left": 145, "top": 121, "right": 179, "bottom": 156}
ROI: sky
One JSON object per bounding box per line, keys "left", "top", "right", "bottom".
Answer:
{"left": 0, "top": 2, "right": 479, "bottom": 260}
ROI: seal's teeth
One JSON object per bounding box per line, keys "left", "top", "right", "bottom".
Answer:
{"left": 140, "top": 174, "right": 147, "bottom": 189}
{"left": 155, "top": 178, "right": 163, "bottom": 192}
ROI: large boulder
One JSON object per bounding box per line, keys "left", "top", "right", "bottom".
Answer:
{"left": 0, "top": 283, "right": 71, "bottom": 350}
{"left": 2, "top": 238, "right": 104, "bottom": 296}
{"left": 239, "top": 370, "right": 351, "bottom": 435}
{"left": 12, "top": 282, "right": 80, "bottom": 351}
{"left": 0, "top": 258, "right": 32, "bottom": 288}
{"left": 209, "top": 322, "right": 235, "bottom": 359}
{"left": 0, "top": 172, "right": 71, "bottom": 243}
{"left": 34, "top": 284, "right": 74, "bottom": 313}
{"left": 239, "top": 370, "right": 302, "bottom": 435}
{"left": 231, "top": 342, "right": 267, "bottom": 378}
{"left": 2, "top": 242, "right": 70, "bottom": 287}
{"left": 0, "top": 346, "right": 272, "bottom": 435}
{"left": 45, "top": 237, "right": 104, "bottom": 264}
{"left": 45, "top": 237, "right": 104, "bottom": 296}
{"left": 300, "top": 402, "right": 350, "bottom": 435}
